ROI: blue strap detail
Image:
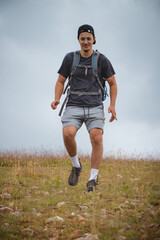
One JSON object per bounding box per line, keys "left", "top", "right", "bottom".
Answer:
{"left": 102, "top": 85, "right": 108, "bottom": 101}
{"left": 73, "top": 52, "right": 79, "bottom": 70}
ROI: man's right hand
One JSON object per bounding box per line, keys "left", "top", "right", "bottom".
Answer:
{"left": 51, "top": 100, "right": 60, "bottom": 110}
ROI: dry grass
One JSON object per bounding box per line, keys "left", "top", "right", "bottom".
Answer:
{"left": 0, "top": 151, "right": 160, "bottom": 240}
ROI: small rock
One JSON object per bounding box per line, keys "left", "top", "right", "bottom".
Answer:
{"left": 46, "top": 217, "right": 55, "bottom": 223}
{"left": 22, "top": 228, "right": 33, "bottom": 235}
{"left": 117, "top": 174, "right": 123, "bottom": 178}
{"left": 119, "top": 229, "right": 126, "bottom": 233}
{"left": 12, "top": 211, "right": 20, "bottom": 217}
{"left": 4, "top": 223, "right": 9, "bottom": 227}
{"left": 80, "top": 205, "right": 88, "bottom": 211}
{"left": 85, "top": 234, "right": 99, "bottom": 240}
{"left": 57, "top": 201, "right": 65, "bottom": 207}
{"left": 133, "top": 199, "right": 140, "bottom": 203}
{"left": 83, "top": 213, "right": 91, "bottom": 217}
{"left": 31, "top": 208, "right": 37, "bottom": 212}
{"left": 8, "top": 202, "right": 14, "bottom": 207}
{"left": 36, "top": 213, "right": 42, "bottom": 217}
{"left": 147, "top": 223, "right": 159, "bottom": 228}
{"left": 46, "top": 216, "right": 64, "bottom": 223}
{"left": 131, "top": 202, "right": 137, "bottom": 206}
{"left": 31, "top": 186, "right": 39, "bottom": 190}
{"left": 0, "top": 205, "right": 6, "bottom": 208}
{"left": 3, "top": 193, "right": 11, "bottom": 199}
{"left": 43, "top": 227, "right": 48, "bottom": 232}
{"left": 0, "top": 207, "right": 14, "bottom": 213}
{"left": 119, "top": 204, "right": 127, "bottom": 209}
{"left": 76, "top": 233, "right": 99, "bottom": 240}
{"left": 116, "top": 236, "right": 127, "bottom": 240}
{"left": 71, "top": 212, "right": 75, "bottom": 216}
{"left": 133, "top": 178, "right": 140, "bottom": 181}
{"left": 77, "top": 215, "right": 85, "bottom": 221}
{"left": 22, "top": 228, "right": 33, "bottom": 232}
{"left": 53, "top": 216, "right": 64, "bottom": 222}
{"left": 0, "top": 193, "right": 11, "bottom": 199}
{"left": 70, "top": 230, "right": 85, "bottom": 239}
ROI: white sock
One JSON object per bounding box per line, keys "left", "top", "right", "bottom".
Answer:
{"left": 70, "top": 155, "right": 80, "bottom": 168}
{"left": 88, "top": 169, "right": 99, "bottom": 181}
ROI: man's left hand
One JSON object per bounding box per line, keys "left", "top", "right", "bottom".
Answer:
{"left": 108, "top": 105, "right": 117, "bottom": 122}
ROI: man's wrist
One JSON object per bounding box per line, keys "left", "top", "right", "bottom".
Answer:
{"left": 110, "top": 103, "right": 115, "bottom": 108}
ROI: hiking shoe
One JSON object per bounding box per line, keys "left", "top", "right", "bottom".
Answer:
{"left": 68, "top": 162, "right": 82, "bottom": 186}
{"left": 87, "top": 176, "right": 98, "bottom": 192}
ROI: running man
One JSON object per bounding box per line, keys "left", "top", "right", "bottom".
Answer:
{"left": 51, "top": 24, "right": 117, "bottom": 191}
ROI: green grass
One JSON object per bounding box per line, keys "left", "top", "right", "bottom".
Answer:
{"left": 0, "top": 152, "right": 160, "bottom": 240}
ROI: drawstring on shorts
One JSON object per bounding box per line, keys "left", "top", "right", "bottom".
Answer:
{"left": 83, "top": 107, "right": 90, "bottom": 121}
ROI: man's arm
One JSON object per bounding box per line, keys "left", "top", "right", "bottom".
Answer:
{"left": 51, "top": 74, "right": 66, "bottom": 110}
{"left": 107, "top": 75, "right": 117, "bottom": 122}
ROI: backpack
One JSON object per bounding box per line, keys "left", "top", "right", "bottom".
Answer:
{"left": 59, "top": 50, "right": 108, "bottom": 116}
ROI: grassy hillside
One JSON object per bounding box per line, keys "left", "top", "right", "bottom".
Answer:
{"left": 0, "top": 152, "right": 160, "bottom": 240}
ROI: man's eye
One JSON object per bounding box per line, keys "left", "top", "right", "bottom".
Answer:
{"left": 81, "top": 38, "right": 85, "bottom": 41}
{"left": 87, "top": 38, "right": 91, "bottom": 41}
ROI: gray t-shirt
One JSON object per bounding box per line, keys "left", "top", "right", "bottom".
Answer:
{"left": 58, "top": 51, "right": 115, "bottom": 107}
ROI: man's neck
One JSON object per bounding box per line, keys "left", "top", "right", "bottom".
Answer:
{"left": 80, "top": 49, "right": 94, "bottom": 58}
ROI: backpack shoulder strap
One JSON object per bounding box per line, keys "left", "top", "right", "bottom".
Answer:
{"left": 91, "top": 50, "right": 108, "bottom": 100}
{"left": 92, "top": 50, "right": 100, "bottom": 75}
{"left": 92, "top": 50, "right": 104, "bottom": 91}
{"left": 63, "top": 51, "right": 80, "bottom": 94}
{"left": 71, "top": 51, "right": 80, "bottom": 75}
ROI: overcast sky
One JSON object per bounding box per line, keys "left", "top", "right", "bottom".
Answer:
{"left": 0, "top": 0, "right": 160, "bottom": 158}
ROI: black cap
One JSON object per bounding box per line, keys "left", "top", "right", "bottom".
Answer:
{"left": 77, "top": 24, "right": 96, "bottom": 44}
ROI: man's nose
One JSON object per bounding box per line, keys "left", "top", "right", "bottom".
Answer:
{"left": 84, "top": 39, "right": 88, "bottom": 44}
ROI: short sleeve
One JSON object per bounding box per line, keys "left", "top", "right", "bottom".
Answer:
{"left": 99, "top": 54, "right": 115, "bottom": 79}
{"left": 57, "top": 52, "right": 73, "bottom": 78}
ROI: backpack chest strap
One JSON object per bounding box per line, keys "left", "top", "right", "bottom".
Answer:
{"left": 70, "top": 89, "right": 101, "bottom": 97}
{"left": 76, "top": 64, "right": 93, "bottom": 76}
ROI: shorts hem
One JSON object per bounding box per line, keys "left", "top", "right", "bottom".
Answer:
{"left": 62, "top": 123, "right": 80, "bottom": 130}
{"left": 87, "top": 126, "right": 104, "bottom": 134}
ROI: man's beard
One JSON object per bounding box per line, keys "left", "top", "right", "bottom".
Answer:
{"left": 84, "top": 49, "right": 89, "bottom": 52}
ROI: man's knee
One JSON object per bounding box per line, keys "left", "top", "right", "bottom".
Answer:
{"left": 90, "top": 128, "right": 103, "bottom": 145}
{"left": 63, "top": 126, "right": 77, "bottom": 141}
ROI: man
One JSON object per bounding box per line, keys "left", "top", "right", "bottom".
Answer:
{"left": 51, "top": 24, "right": 117, "bottom": 192}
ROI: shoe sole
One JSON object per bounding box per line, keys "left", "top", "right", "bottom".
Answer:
{"left": 87, "top": 184, "right": 97, "bottom": 192}
{"left": 87, "top": 186, "right": 93, "bottom": 192}
{"left": 68, "top": 181, "right": 78, "bottom": 186}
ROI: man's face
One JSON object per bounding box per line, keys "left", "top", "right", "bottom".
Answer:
{"left": 78, "top": 32, "right": 95, "bottom": 52}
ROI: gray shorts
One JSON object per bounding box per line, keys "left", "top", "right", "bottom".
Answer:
{"left": 61, "top": 105, "right": 105, "bottom": 132}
